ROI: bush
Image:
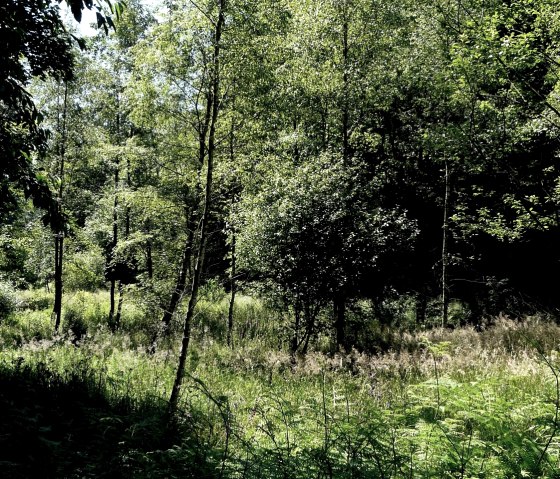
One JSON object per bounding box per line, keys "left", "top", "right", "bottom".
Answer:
{"left": 16, "top": 288, "right": 51, "bottom": 311}
{"left": 0, "top": 309, "right": 52, "bottom": 346}
{"left": 118, "top": 299, "right": 154, "bottom": 345}
{"left": 62, "top": 291, "right": 108, "bottom": 339}
{"left": 63, "top": 250, "right": 105, "bottom": 292}
{"left": 0, "top": 281, "right": 17, "bottom": 320}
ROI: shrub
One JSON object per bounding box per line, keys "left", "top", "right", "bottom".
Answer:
{"left": 16, "top": 288, "right": 51, "bottom": 311}
{"left": 63, "top": 250, "right": 105, "bottom": 292}
{"left": 0, "top": 280, "right": 17, "bottom": 320}
{"left": 118, "top": 299, "right": 154, "bottom": 345}
{"left": 62, "top": 291, "right": 108, "bottom": 339}
{"left": 62, "top": 306, "right": 87, "bottom": 342}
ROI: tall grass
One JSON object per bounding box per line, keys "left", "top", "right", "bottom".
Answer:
{"left": 2, "top": 288, "right": 560, "bottom": 477}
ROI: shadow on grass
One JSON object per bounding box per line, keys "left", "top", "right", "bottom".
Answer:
{"left": 0, "top": 360, "right": 217, "bottom": 478}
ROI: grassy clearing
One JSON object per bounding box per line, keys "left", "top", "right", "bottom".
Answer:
{"left": 1, "top": 290, "right": 560, "bottom": 478}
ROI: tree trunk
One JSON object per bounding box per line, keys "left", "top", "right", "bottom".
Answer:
{"left": 52, "top": 82, "right": 68, "bottom": 332}
{"left": 161, "top": 216, "right": 195, "bottom": 332}
{"left": 53, "top": 234, "right": 63, "bottom": 331}
{"left": 157, "top": 39, "right": 214, "bottom": 345}
{"left": 226, "top": 117, "right": 237, "bottom": 349}
{"left": 333, "top": 8, "right": 350, "bottom": 347}
{"left": 125, "top": 157, "right": 131, "bottom": 237}
{"left": 157, "top": 87, "right": 209, "bottom": 337}
{"left": 109, "top": 98, "right": 121, "bottom": 330}
{"left": 291, "top": 302, "right": 301, "bottom": 355}
{"left": 168, "top": 0, "right": 225, "bottom": 416}
{"left": 109, "top": 276, "right": 116, "bottom": 325}
{"left": 113, "top": 145, "right": 132, "bottom": 332}
{"left": 108, "top": 158, "right": 119, "bottom": 329}
{"left": 334, "top": 296, "right": 346, "bottom": 351}
{"left": 226, "top": 221, "right": 236, "bottom": 349}
{"left": 341, "top": 13, "right": 349, "bottom": 166}
{"left": 114, "top": 281, "right": 124, "bottom": 330}
{"left": 441, "top": 160, "right": 450, "bottom": 327}
{"left": 152, "top": 206, "right": 195, "bottom": 355}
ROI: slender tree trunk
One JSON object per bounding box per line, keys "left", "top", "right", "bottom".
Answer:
{"left": 334, "top": 296, "right": 346, "bottom": 351}
{"left": 53, "top": 234, "right": 63, "bottom": 331}
{"left": 114, "top": 153, "right": 132, "bottom": 331}
{"left": 333, "top": 10, "right": 350, "bottom": 348}
{"left": 168, "top": 0, "right": 225, "bottom": 416}
{"left": 109, "top": 98, "right": 121, "bottom": 330}
{"left": 342, "top": 13, "right": 349, "bottom": 166}
{"left": 108, "top": 159, "right": 119, "bottom": 329}
{"left": 291, "top": 302, "right": 301, "bottom": 355}
{"left": 125, "top": 157, "right": 131, "bottom": 237}
{"left": 53, "top": 82, "right": 68, "bottom": 332}
{"left": 115, "top": 281, "right": 124, "bottom": 328}
{"left": 152, "top": 220, "right": 195, "bottom": 354}
{"left": 160, "top": 221, "right": 195, "bottom": 330}
{"left": 158, "top": 87, "right": 210, "bottom": 333}
{"left": 151, "top": 89, "right": 210, "bottom": 352}
{"left": 226, "top": 115, "right": 237, "bottom": 349}
{"left": 227, "top": 217, "right": 236, "bottom": 349}
{"left": 109, "top": 275, "right": 116, "bottom": 325}
{"left": 157, "top": 60, "right": 214, "bottom": 344}
{"left": 442, "top": 160, "right": 450, "bottom": 327}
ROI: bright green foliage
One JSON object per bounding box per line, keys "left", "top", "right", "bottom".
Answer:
{"left": 0, "top": 0, "right": 74, "bottom": 225}
{"left": 443, "top": 0, "right": 560, "bottom": 240}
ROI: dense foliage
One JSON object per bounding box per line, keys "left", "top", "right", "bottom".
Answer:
{"left": 2, "top": 0, "right": 560, "bottom": 476}
{"left": 3, "top": 0, "right": 560, "bottom": 336}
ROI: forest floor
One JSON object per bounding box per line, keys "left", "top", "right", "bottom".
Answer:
{"left": 1, "top": 290, "right": 560, "bottom": 478}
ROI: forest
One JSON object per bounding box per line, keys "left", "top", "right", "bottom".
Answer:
{"left": 2, "top": 0, "right": 560, "bottom": 477}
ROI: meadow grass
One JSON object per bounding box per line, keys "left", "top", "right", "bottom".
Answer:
{"left": 1, "top": 290, "right": 560, "bottom": 478}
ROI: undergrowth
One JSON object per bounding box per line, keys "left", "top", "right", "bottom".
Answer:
{"left": 1, "top": 289, "right": 560, "bottom": 478}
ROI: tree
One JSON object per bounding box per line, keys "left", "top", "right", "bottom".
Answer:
{"left": 238, "top": 154, "right": 418, "bottom": 352}
{"left": 0, "top": 0, "right": 74, "bottom": 224}
{"left": 168, "top": 0, "right": 226, "bottom": 416}
{"left": 0, "top": 0, "right": 126, "bottom": 221}
{"left": 81, "top": 1, "right": 154, "bottom": 330}
{"left": 428, "top": 0, "right": 560, "bottom": 317}
{"left": 1, "top": 0, "right": 129, "bottom": 332}
{"left": 51, "top": 82, "right": 69, "bottom": 331}
{"left": 129, "top": 2, "right": 218, "bottom": 339}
